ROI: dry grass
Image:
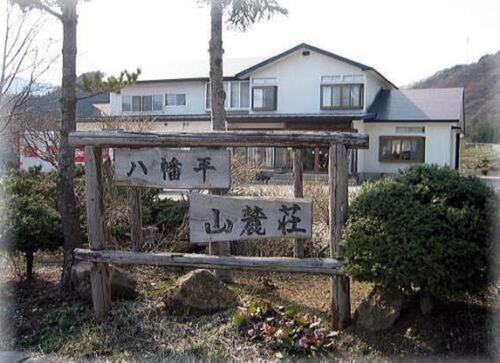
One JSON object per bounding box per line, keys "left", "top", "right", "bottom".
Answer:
{"left": 1, "top": 251, "right": 497, "bottom": 361}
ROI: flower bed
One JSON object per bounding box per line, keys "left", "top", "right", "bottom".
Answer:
{"left": 232, "top": 299, "right": 336, "bottom": 354}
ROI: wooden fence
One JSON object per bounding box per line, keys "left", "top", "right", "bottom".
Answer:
{"left": 69, "top": 130, "right": 369, "bottom": 330}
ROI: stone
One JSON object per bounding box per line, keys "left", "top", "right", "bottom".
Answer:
{"left": 71, "top": 261, "right": 137, "bottom": 301}
{"left": 0, "top": 351, "right": 27, "bottom": 363}
{"left": 354, "top": 286, "right": 403, "bottom": 332}
{"left": 163, "top": 269, "right": 237, "bottom": 315}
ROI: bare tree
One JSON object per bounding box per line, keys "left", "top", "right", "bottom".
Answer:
{"left": 11, "top": 0, "right": 139, "bottom": 289}
{"left": 0, "top": 0, "right": 55, "bottom": 168}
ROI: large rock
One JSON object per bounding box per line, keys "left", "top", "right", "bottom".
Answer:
{"left": 71, "top": 261, "right": 137, "bottom": 301}
{"left": 163, "top": 269, "right": 237, "bottom": 315}
{"left": 354, "top": 286, "right": 403, "bottom": 332}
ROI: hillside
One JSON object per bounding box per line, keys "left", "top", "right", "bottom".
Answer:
{"left": 410, "top": 51, "right": 500, "bottom": 143}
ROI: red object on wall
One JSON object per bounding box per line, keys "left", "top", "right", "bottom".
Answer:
{"left": 74, "top": 147, "right": 110, "bottom": 164}
{"left": 75, "top": 147, "right": 85, "bottom": 164}
{"left": 23, "top": 146, "right": 38, "bottom": 158}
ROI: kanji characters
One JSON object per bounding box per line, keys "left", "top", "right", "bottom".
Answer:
{"left": 194, "top": 157, "right": 216, "bottom": 183}
{"left": 161, "top": 157, "right": 182, "bottom": 181}
{"left": 127, "top": 160, "right": 148, "bottom": 177}
{"left": 278, "top": 203, "right": 307, "bottom": 235}
{"left": 240, "top": 205, "right": 267, "bottom": 236}
{"left": 205, "top": 208, "right": 233, "bottom": 234}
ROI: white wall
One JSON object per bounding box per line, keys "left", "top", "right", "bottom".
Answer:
{"left": 110, "top": 80, "right": 207, "bottom": 116}
{"left": 354, "top": 121, "right": 457, "bottom": 175}
{"left": 248, "top": 48, "right": 392, "bottom": 114}
{"left": 109, "top": 47, "right": 393, "bottom": 117}
{"left": 77, "top": 120, "right": 212, "bottom": 133}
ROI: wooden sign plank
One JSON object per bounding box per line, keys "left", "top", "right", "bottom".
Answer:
{"left": 114, "top": 148, "right": 230, "bottom": 189}
{"left": 189, "top": 193, "right": 312, "bottom": 243}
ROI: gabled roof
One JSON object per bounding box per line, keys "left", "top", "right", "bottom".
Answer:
{"left": 235, "top": 43, "right": 397, "bottom": 88}
{"left": 367, "top": 88, "right": 464, "bottom": 123}
{"left": 132, "top": 43, "right": 397, "bottom": 88}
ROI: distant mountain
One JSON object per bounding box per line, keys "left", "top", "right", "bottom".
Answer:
{"left": 410, "top": 51, "right": 500, "bottom": 143}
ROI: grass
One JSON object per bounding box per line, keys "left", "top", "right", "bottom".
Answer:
{"left": 1, "top": 250, "right": 498, "bottom": 361}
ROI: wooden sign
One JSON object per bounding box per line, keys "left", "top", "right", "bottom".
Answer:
{"left": 189, "top": 193, "right": 312, "bottom": 243}
{"left": 114, "top": 148, "right": 230, "bottom": 189}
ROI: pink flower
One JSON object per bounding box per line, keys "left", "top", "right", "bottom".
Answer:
{"left": 314, "top": 329, "right": 325, "bottom": 340}
{"left": 274, "top": 329, "right": 284, "bottom": 339}
{"left": 285, "top": 320, "right": 294, "bottom": 327}
{"left": 298, "top": 336, "right": 309, "bottom": 349}
{"left": 261, "top": 323, "right": 272, "bottom": 334}
{"left": 247, "top": 328, "right": 254, "bottom": 337}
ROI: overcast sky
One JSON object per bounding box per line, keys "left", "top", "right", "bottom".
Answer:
{"left": 13, "top": 0, "right": 500, "bottom": 87}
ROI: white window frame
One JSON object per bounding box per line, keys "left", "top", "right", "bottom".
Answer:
{"left": 205, "top": 81, "right": 251, "bottom": 111}
{"left": 165, "top": 93, "right": 187, "bottom": 108}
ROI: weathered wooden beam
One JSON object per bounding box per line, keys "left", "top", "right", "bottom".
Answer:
{"left": 84, "top": 146, "right": 111, "bottom": 320}
{"left": 68, "top": 131, "right": 369, "bottom": 149}
{"left": 74, "top": 249, "right": 342, "bottom": 275}
{"left": 292, "top": 148, "right": 305, "bottom": 258}
{"left": 328, "top": 143, "right": 352, "bottom": 331}
{"left": 129, "top": 187, "right": 143, "bottom": 252}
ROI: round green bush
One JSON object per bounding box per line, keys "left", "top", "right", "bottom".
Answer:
{"left": 342, "top": 165, "right": 496, "bottom": 299}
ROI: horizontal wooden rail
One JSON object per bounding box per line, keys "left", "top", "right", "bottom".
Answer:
{"left": 74, "top": 249, "right": 342, "bottom": 275}
{"left": 68, "top": 131, "right": 368, "bottom": 149}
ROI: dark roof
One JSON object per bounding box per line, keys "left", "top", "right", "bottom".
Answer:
{"left": 235, "top": 43, "right": 397, "bottom": 88}
{"left": 367, "top": 88, "right": 464, "bottom": 123}
{"left": 76, "top": 91, "right": 110, "bottom": 119}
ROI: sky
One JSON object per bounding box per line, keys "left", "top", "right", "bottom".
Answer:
{"left": 7, "top": 0, "right": 500, "bottom": 87}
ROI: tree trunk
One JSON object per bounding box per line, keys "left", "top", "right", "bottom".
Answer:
{"left": 58, "top": 0, "right": 82, "bottom": 289}
{"left": 209, "top": 0, "right": 226, "bottom": 131}
{"left": 25, "top": 250, "right": 34, "bottom": 280}
{"left": 208, "top": 0, "right": 231, "bottom": 282}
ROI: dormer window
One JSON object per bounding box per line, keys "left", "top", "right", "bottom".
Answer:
{"left": 320, "top": 75, "right": 364, "bottom": 110}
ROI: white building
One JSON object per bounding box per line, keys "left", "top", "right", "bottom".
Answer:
{"left": 78, "top": 43, "right": 464, "bottom": 180}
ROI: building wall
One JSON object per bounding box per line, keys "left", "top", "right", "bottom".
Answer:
{"left": 110, "top": 80, "right": 207, "bottom": 116}
{"left": 109, "top": 47, "right": 393, "bottom": 118}
{"left": 77, "top": 120, "right": 212, "bottom": 133}
{"left": 248, "top": 49, "right": 392, "bottom": 114}
{"left": 354, "top": 121, "right": 458, "bottom": 177}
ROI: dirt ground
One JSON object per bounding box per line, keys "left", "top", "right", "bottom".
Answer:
{"left": 0, "top": 251, "right": 498, "bottom": 362}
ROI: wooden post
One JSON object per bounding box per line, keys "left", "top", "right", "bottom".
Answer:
{"left": 292, "top": 148, "right": 305, "bottom": 258}
{"left": 328, "top": 143, "right": 351, "bottom": 330}
{"left": 85, "top": 146, "right": 111, "bottom": 320}
{"left": 129, "top": 187, "right": 143, "bottom": 251}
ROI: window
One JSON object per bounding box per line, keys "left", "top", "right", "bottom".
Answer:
{"left": 252, "top": 86, "right": 277, "bottom": 111}
{"left": 247, "top": 147, "right": 274, "bottom": 168}
{"left": 153, "top": 95, "right": 163, "bottom": 111}
{"left": 320, "top": 84, "right": 363, "bottom": 110}
{"left": 206, "top": 81, "right": 250, "bottom": 110}
{"left": 132, "top": 96, "right": 141, "bottom": 112}
{"left": 122, "top": 95, "right": 132, "bottom": 112}
{"left": 124, "top": 94, "right": 162, "bottom": 112}
{"left": 142, "top": 95, "right": 153, "bottom": 111}
{"left": 240, "top": 82, "right": 250, "bottom": 108}
{"left": 165, "top": 93, "right": 186, "bottom": 106}
{"left": 396, "top": 126, "right": 425, "bottom": 134}
{"left": 252, "top": 77, "right": 277, "bottom": 85}
{"left": 379, "top": 136, "right": 425, "bottom": 162}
